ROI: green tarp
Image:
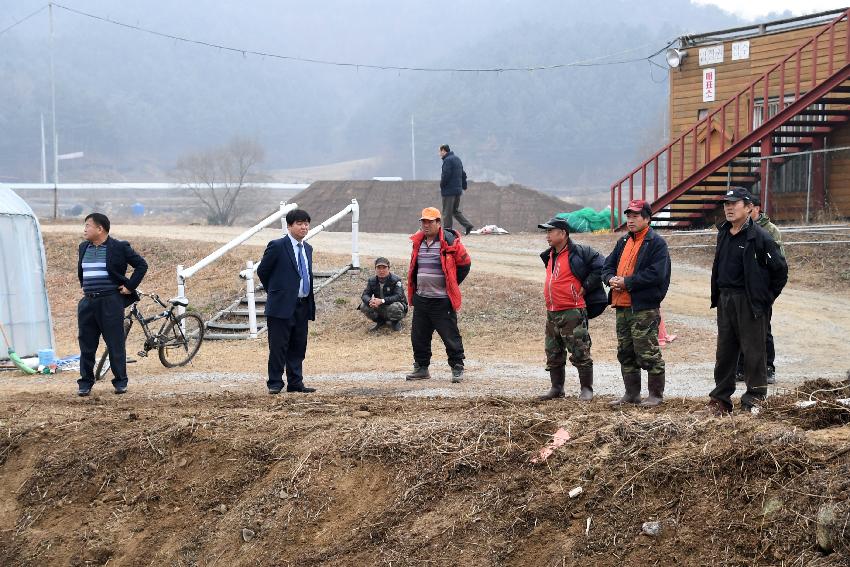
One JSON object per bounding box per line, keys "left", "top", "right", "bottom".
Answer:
{"left": 556, "top": 207, "right": 618, "bottom": 232}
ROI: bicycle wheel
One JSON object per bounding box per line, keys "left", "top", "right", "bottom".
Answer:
{"left": 94, "top": 318, "right": 132, "bottom": 381}
{"left": 158, "top": 313, "right": 205, "bottom": 368}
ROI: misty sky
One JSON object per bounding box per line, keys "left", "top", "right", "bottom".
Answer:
{"left": 3, "top": 1, "right": 816, "bottom": 189}
{"left": 693, "top": 0, "right": 847, "bottom": 20}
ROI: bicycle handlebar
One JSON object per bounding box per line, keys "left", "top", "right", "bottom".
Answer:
{"left": 130, "top": 290, "right": 168, "bottom": 308}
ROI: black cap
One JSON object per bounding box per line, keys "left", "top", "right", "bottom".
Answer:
{"left": 537, "top": 217, "right": 571, "bottom": 231}
{"left": 723, "top": 187, "right": 753, "bottom": 203}
{"left": 374, "top": 257, "right": 390, "bottom": 267}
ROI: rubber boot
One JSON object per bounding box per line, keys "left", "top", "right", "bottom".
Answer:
{"left": 405, "top": 363, "right": 430, "bottom": 381}
{"left": 609, "top": 373, "right": 642, "bottom": 406}
{"left": 578, "top": 366, "right": 593, "bottom": 401}
{"left": 539, "top": 367, "right": 566, "bottom": 401}
{"left": 641, "top": 372, "right": 665, "bottom": 407}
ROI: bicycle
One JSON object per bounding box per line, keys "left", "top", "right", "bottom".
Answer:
{"left": 95, "top": 291, "right": 205, "bottom": 381}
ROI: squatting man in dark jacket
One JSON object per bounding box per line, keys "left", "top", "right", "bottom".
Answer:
{"left": 602, "top": 199, "right": 672, "bottom": 408}
{"left": 537, "top": 217, "right": 607, "bottom": 401}
{"left": 357, "top": 257, "right": 408, "bottom": 332}
{"left": 706, "top": 187, "right": 788, "bottom": 416}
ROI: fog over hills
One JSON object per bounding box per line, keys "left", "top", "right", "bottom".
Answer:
{"left": 0, "top": 1, "right": 754, "bottom": 194}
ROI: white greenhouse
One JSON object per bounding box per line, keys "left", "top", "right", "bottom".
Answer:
{"left": 0, "top": 188, "right": 54, "bottom": 359}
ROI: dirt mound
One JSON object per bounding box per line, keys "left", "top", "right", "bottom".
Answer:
{"left": 764, "top": 378, "right": 850, "bottom": 430}
{"left": 1, "top": 380, "right": 849, "bottom": 565}
{"left": 286, "top": 180, "right": 580, "bottom": 233}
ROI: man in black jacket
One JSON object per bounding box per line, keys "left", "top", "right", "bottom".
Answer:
{"left": 257, "top": 208, "right": 317, "bottom": 394}
{"left": 707, "top": 187, "right": 788, "bottom": 415}
{"left": 358, "top": 257, "right": 408, "bottom": 332}
{"left": 538, "top": 218, "right": 607, "bottom": 401}
{"left": 602, "top": 200, "right": 671, "bottom": 407}
{"left": 76, "top": 213, "right": 148, "bottom": 396}
{"left": 439, "top": 144, "right": 474, "bottom": 235}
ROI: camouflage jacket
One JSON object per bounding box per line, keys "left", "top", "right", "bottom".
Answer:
{"left": 756, "top": 213, "right": 785, "bottom": 258}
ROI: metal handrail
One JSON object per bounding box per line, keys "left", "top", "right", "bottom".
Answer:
{"left": 176, "top": 199, "right": 361, "bottom": 339}
{"left": 239, "top": 198, "right": 360, "bottom": 338}
{"left": 175, "top": 201, "right": 295, "bottom": 319}
{"left": 238, "top": 198, "right": 360, "bottom": 279}
{"left": 179, "top": 202, "right": 296, "bottom": 281}
{"left": 609, "top": 8, "right": 850, "bottom": 230}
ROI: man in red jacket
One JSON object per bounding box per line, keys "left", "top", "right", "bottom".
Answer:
{"left": 538, "top": 217, "right": 605, "bottom": 401}
{"left": 405, "top": 207, "right": 472, "bottom": 383}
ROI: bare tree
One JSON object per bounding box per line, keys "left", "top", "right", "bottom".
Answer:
{"left": 176, "top": 137, "right": 265, "bottom": 226}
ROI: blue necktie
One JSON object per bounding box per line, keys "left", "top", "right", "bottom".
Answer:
{"left": 297, "top": 243, "right": 310, "bottom": 296}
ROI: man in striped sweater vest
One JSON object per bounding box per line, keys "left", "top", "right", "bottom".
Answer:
{"left": 76, "top": 213, "right": 147, "bottom": 396}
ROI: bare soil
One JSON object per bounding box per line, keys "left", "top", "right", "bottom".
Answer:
{"left": 1, "top": 385, "right": 848, "bottom": 565}
{"left": 1, "top": 224, "right": 848, "bottom": 565}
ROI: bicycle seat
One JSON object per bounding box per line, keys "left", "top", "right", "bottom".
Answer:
{"left": 169, "top": 296, "right": 190, "bottom": 307}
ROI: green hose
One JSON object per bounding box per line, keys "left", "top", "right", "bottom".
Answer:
{"left": 0, "top": 322, "right": 37, "bottom": 375}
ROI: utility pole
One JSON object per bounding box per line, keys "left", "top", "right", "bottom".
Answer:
{"left": 40, "top": 114, "right": 47, "bottom": 183}
{"left": 49, "top": 3, "right": 59, "bottom": 219}
{"left": 410, "top": 114, "right": 416, "bottom": 180}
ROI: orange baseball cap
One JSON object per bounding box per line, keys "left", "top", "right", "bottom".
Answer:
{"left": 420, "top": 207, "right": 441, "bottom": 220}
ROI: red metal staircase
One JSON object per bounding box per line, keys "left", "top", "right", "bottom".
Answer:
{"left": 610, "top": 9, "right": 850, "bottom": 230}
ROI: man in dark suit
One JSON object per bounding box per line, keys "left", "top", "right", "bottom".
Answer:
{"left": 77, "top": 213, "right": 148, "bottom": 396}
{"left": 257, "top": 208, "right": 317, "bottom": 394}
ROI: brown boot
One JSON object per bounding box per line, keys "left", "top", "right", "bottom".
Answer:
{"left": 539, "top": 367, "right": 566, "bottom": 400}
{"left": 610, "top": 373, "right": 642, "bottom": 406}
{"left": 641, "top": 372, "right": 665, "bottom": 407}
{"left": 578, "top": 366, "right": 593, "bottom": 401}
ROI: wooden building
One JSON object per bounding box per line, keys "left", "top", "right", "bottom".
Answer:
{"left": 610, "top": 8, "right": 850, "bottom": 228}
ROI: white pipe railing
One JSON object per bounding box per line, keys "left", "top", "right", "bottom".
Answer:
{"left": 177, "top": 199, "right": 360, "bottom": 337}
{"left": 180, "top": 202, "right": 295, "bottom": 280}
{"left": 176, "top": 201, "right": 295, "bottom": 315}
{"left": 235, "top": 199, "right": 360, "bottom": 337}
{"left": 245, "top": 260, "right": 258, "bottom": 337}
{"left": 350, "top": 198, "right": 360, "bottom": 269}
{"left": 239, "top": 198, "right": 360, "bottom": 278}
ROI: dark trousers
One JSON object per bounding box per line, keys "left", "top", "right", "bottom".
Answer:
{"left": 736, "top": 311, "right": 775, "bottom": 374}
{"left": 359, "top": 301, "right": 407, "bottom": 322}
{"left": 266, "top": 300, "right": 310, "bottom": 391}
{"left": 411, "top": 295, "right": 464, "bottom": 368}
{"left": 78, "top": 293, "right": 127, "bottom": 390}
{"left": 441, "top": 195, "right": 473, "bottom": 231}
{"left": 710, "top": 290, "right": 768, "bottom": 409}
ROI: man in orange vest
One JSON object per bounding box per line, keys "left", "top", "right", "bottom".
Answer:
{"left": 405, "top": 207, "right": 472, "bottom": 383}
{"left": 602, "top": 200, "right": 671, "bottom": 407}
{"left": 537, "top": 217, "right": 606, "bottom": 401}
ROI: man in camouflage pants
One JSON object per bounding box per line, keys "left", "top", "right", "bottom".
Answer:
{"left": 602, "top": 200, "right": 671, "bottom": 407}
{"left": 538, "top": 217, "right": 606, "bottom": 401}
{"left": 544, "top": 311, "right": 594, "bottom": 397}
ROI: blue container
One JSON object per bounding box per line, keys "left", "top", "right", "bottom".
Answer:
{"left": 38, "top": 348, "right": 55, "bottom": 366}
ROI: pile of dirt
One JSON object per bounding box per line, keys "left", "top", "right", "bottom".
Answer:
{"left": 285, "top": 180, "right": 581, "bottom": 233}
{"left": 763, "top": 377, "right": 850, "bottom": 429}
{"left": 1, "top": 381, "right": 848, "bottom": 565}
